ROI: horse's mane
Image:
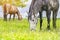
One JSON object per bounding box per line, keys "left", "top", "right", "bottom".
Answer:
{"left": 29, "top": 0, "right": 36, "bottom": 13}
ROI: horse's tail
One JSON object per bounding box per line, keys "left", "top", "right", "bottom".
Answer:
{"left": 3, "top": 4, "right": 7, "bottom": 14}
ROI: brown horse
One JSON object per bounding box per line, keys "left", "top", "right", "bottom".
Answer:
{"left": 3, "top": 3, "right": 22, "bottom": 21}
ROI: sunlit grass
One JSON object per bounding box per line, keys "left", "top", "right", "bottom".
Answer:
{"left": 0, "top": 18, "right": 60, "bottom": 40}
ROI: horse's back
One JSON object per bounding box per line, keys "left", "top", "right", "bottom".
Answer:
{"left": 29, "top": 0, "right": 59, "bottom": 11}
{"left": 3, "top": 3, "right": 18, "bottom": 14}
{"left": 9, "top": 5, "right": 18, "bottom": 14}
{"left": 49, "top": 0, "right": 59, "bottom": 10}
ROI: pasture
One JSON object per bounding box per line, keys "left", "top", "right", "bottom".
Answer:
{"left": 0, "top": 18, "right": 60, "bottom": 40}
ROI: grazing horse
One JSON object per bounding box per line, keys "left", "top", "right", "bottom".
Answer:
{"left": 3, "top": 3, "right": 22, "bottom": 21}
{"left": 28, "top": 0, "right": 59, "bottom": 30}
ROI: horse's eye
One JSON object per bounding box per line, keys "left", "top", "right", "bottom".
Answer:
{"left": 32, "top": 20, "right": 34, "bottom": 21}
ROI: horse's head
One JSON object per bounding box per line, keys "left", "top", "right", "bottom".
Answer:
{"left": 17, "top": 10, "right": 22, "bottom": 20}
{"left": 28, "top": 10, "right": 38, "bottom": 31}
{"left": 18, "top": 15, "right": 22, "bottom": 20}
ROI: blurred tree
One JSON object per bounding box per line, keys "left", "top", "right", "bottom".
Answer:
{"left": 0, "top": 0, "right": 28, "bottom": 7}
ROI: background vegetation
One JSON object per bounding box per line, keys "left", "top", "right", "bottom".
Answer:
{"left": 0, "top": 0, "right": 28, "bottom": 7}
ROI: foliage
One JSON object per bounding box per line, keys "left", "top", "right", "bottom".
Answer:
{"left": 0, "top": 18, "right": 60, "bottom": 40}
{"left": 0, "top": 0, "right": 28, "bottom": 7}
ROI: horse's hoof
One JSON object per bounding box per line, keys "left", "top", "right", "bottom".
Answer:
{"left": 46, "top": 27, "right": 50, "bottom": 30}
{"left": 4, "top": 18, "right": 7, "bottom": 21}
{"left": 40, "top": 27, "right": 42, "bottom": 30}
{"left": 47, "top": 26, "right": 50, "bottom": 30}
{"left": 40, "top": 28, "right": 42, "bottom": 31}
{"left": 46, "top": 28, "right": 50, "bottom": 32}
{"left": 53, "top": 26, "right": 56, "bottom": 29}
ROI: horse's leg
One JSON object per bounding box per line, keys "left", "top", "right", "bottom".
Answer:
{"left": 39, "top": 11, "right": 42, "bottom": 30}
{"left": 53, "top": 10, "right": 57, "bottom": 29}
{"left": 13, "top": 14, "right": 15, "bottom": 20}
{"left": 4, "top": 14, "right": 6, "bottom": 20}
{"left": 17, "top": 14, "right": 20, "bottom": 20}
{"left": 4, "top": 13, "right": 7, "bottom": 21}
{"left": 46, "top": 10, "right": 51, "bottom": 30}
{"left": 9, "top": 14, "right": 11, "bottom": 21}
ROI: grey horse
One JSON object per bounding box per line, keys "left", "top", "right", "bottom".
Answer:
{"left": 28, "top": 0, "right": 59, "bottom": 31}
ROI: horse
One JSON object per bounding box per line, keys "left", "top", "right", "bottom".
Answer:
{"left": 3, "top": 3, "right": 22, "bottom": 21}
{"left": 28, "top": 0, "right": 59, "bottom": 31}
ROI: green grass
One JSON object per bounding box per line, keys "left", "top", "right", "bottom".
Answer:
{"left": 0, "top": 18, "right": 60, "bottom": 40}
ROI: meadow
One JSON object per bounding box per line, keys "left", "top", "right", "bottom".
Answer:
{"left": 0, "top": 18, "right": 60, "bottom": 40}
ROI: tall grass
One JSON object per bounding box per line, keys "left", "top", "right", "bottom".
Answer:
{"left": 0, "top": 18, "right": 60, "bottom": 40}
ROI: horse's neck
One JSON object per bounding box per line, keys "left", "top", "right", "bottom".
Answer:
{"left": 29, "top": 0, "right": 36, "bottom": 13}
{"left": 17, "top": 10, "right": 21, "bottom": 15}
